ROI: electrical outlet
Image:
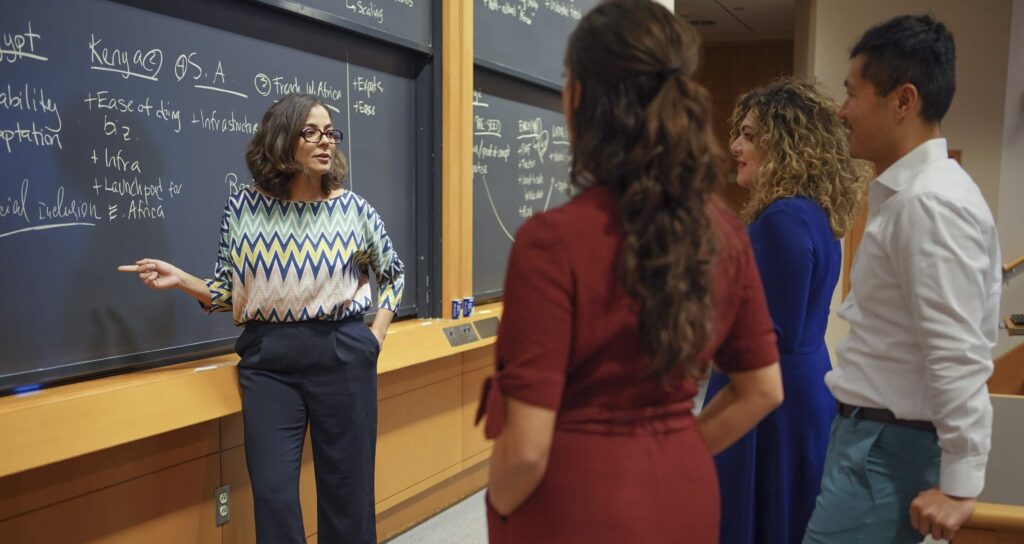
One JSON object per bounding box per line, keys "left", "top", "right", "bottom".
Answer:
{"left": 442, "top": 323, "right": 480, "bottom": 347}
{"left": 215, "top": 485, "right": 230, "bottom": 526}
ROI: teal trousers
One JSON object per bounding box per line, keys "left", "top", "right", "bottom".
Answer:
{"left": 803, "top": 413, "right": 940, "bottom": 544}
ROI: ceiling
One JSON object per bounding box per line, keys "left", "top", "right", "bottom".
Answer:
{"left": 675, "top": 0, "right": 796, "bottom": 42}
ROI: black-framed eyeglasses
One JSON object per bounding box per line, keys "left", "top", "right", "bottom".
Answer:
{"left": 300, "top": 127, "right": 344, "bottom": 144}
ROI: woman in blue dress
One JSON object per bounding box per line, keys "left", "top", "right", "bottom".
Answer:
{"left": 702, "top": 79, "right": 869, "bottom": 544}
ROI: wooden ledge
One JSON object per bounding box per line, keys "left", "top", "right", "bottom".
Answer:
{"left": 0, "top": 303, "right": 502, "bottom": 479}
{"left": 0, "top": 355, "right": 241, "bottom": 479}
{"left": 1004, "top": 316, "right": 1024, "bottom": 337}
{"left": 968, "top": 503, "right": 1024, "bottom": 530}
{"left": 378, "top": 303, "right": 501, "bottom": 374}
{"left": 1004, "top": 254, "right": 1024, "bottom": 275}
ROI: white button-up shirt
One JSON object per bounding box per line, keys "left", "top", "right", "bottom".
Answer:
{"left": 826, "top": 138, "right": 1001, "bottom": 498}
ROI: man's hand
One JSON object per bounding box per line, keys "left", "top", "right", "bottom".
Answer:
{"left": 909, "top": 487, "right": 976, "bottom": 541}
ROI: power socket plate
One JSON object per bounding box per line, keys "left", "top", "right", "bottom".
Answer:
{"left": 442, "top": 323, "right": 480, "bottom": 347}
{"left": 215, "top": 485, "right": 230, "bottom": 526}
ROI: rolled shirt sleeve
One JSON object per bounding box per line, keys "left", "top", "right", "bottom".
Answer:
{"left": 491, "top": 214, "right": 573, "bottom": 411}
{"left": 894, "top": 194, "right": 995, "bottom": 497}
{"left": 362, "top": 202, "right": 405, "bottom": 312}
{"left": 203, "top": 202, "right": 233, "bottom": 313}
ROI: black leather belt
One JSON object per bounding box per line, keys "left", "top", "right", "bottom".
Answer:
{"left": 838, "top": 402, "right": 936, "bottom": 433}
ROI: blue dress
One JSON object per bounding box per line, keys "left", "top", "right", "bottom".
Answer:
{"left": 702, "top": 197, "right": 840, "bottom": 544}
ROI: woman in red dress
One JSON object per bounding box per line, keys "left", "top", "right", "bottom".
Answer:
{"left": 478, "top": 0, "right": 785, "bottom": 542}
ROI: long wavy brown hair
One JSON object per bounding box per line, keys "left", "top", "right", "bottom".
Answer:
{"left": 565, "top": 0, "right": 723, "bottom": 382}
{"left": 733, "top": 79, "right": 869, "bottom": 237}
{"left": 245, "top": 93, "right": 348, "bottom": 200}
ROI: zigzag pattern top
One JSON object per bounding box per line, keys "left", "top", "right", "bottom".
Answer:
{"left": 204, "top": 186, "right": 405, "bottom": 324}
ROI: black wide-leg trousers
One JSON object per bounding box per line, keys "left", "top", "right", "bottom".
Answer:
{"left": 235, "top": 317, "right": 380, "bottom": 544}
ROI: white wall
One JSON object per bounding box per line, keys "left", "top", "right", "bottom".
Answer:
{"left": 995, "top": 0, "right": 1024, "bottom": 358}
{"left": 810, "top": 0, "right": 1012, "bottom": 214}
{"left": 792, "top": 0, "right": 815, "bottom": 78}
{"left": 803, "top": 0, "right": 1017, "bottom": 361}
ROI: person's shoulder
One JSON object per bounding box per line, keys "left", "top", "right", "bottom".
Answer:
{"left": 764, "top": 196, "right": 821, "bottom": 216}
{"left": 339, "top": 188, "right": 366, "bottom": 204}
{"left": 754, "top": 197, "right": 820, "bottom": 234}
{"left": 231, "top": 184, "right": 259, "bottom": 200}
{"left": 329, "top": 189, "right": 377, "bottom": 217}
{"left": 707, "top": 195, "right": 747, "bottom": 236}
{"left": 706, "top": 194, "right": 741, "bottom": 227}
{"left": 706, "top": 195, "right": 750, "bottom": 258}
{"left": 223, "top": 184, "right": 263, "bottom": 211}
{"left": 514, "top": 209, "right": 561, "bottom": 248}
{"left": 523, "top": 185, "right": 616, "bottom": 237}
{"left": 903, "top": 162, "right": 994, "bottom": 227}
{"left": 548, "top": 185, "right": 613, "bottom": 220}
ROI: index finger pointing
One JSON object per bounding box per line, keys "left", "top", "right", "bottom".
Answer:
{"left": 118, "top": 265, "right": 140, "bottom": 272}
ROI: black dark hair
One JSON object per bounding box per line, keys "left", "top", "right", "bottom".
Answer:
{"left": 850, "top": 14, "right": 956, "bottom": 123}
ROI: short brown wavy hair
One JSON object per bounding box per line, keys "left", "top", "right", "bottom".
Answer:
{"left": 732, "top": 79, "right": 869, "bottom": 237}
{"left": 245, "top": 93, "right": 348, "bottom": 199}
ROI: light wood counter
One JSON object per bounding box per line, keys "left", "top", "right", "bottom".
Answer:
{"left": 0, "top": 305, "right": 499, "bottom": 543}
{"left": 0, "top": 303, "right": 501, "bottom": 479}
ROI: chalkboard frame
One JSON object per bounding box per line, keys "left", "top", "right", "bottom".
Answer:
{"left": 471, "top": 65, "right": 571, "bottom": 304}
{"left": 251, "top": 0, "right": 434, "bottom": 55}
{"left": 0, "top": 0, "right": 443, "bottom": 396}
{"left": 473, "top": 57, "right": 562, "bottom": 93}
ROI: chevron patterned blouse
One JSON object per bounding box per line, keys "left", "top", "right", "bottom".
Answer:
{"left": 204, "top": 186, "right": 405, "bottom": 324}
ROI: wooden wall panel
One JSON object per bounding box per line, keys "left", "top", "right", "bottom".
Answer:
{"left": 0, "top": 455, "right": 221, "bottom": 544}
{"left": 462, "top": 366, "right": 493, "bottom": 460}
{"left": 375, "top": 460, "right": 489, "bottom": 542}
{"left": 376, "top": 377, "right": 463, "bottom": 502}
{"left": 957, "top": 529, "right": 1000, "bottom": 544}
{"left": 441, "top": 0, "right": 474, "bottom": 302}
{"left": 462, "top": 344, "right": 495, "bottom": 373}
{"left": 693, "top": 40, "right": 794, "bottom": 215}
{"left": 379, "top": 354, "right": 462, "bottom": 401}
{"left": 957, "top": 528, "right": 1024, "bottom": 543}
{"left": 1, "top": 351, "right": 496, "bottom": 543}
{"left": 695, "top": 41, "right": 794, "bottom": 153}
{"left": 0, "top": 357, "right": 239, "bottom": 478}
{"left": 0, "top": 420, "right": 220, "bottom": 522}
{"left": 220, "top": 446, "right": 256, "bottom": 544}
{"left": 220, "top": 413, "right": 244, "bottom": 451}
{"left": 300, "top": 433, "right": 317, "bottom": 538}
{"left": 0, "top": 420, "right": 218, "bottom": 522}
{"left": 842, "top": 194, "right": 869, "bottom": 299}
{"left": 991, "top": 342, "right": 1024, "bottom": 396}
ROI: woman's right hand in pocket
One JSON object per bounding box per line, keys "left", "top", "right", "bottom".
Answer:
{"left": 118, "top": 258, "right": 185, "bottom": 290}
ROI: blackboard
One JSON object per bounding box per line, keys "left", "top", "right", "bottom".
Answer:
{"left": 474, "top": 0, "right": 599, "bottom": 88}
{"left": 253, "top": 0, "right": 433, "bottom": 53}
{"left": 472, "top": 69, "right": 572, "bottom": 300}
{"left": 0, "top": 0, "right": 431, "bottom": 393}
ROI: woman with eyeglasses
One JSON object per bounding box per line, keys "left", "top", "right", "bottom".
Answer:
{"left": 119, "top": 92, "right": 404, "bottom": 543}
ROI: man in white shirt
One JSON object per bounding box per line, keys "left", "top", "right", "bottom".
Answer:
{"left": 803, "top": 14, "right": 1001, "bottom": 544}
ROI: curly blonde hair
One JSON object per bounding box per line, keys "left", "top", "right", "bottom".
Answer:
{"left": 732, "top": 78, "right": 869, "bottom": 237}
